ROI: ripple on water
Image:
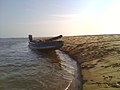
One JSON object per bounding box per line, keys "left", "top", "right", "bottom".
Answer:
{"left": 0, "top": 39, "right": 79, "bottom": 90}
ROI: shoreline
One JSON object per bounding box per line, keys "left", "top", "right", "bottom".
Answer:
{"left": 60, "top": 34, "right": 120, "bottom": 90}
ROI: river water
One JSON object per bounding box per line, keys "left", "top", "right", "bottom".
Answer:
{"left": 0, "top": 38, "right": 80, "bottom": 90}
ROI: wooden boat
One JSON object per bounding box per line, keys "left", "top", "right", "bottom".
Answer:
{"left": 28, "top": 35, "right": 64, "bottom": 50}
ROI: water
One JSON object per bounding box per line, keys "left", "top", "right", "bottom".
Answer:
{"left": 0, "top": 38, "right": 79, "bottom": 90}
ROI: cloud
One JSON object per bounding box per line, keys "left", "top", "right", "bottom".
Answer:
{"left": 19, "top": 0, "right": 120, "bottom": 37}
{"left": 50, "top": 14, "right": 81, "bottom": 18}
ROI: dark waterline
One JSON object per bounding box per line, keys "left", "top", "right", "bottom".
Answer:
{"left": 0, "top": 38, "right": 80, "bottom": 90}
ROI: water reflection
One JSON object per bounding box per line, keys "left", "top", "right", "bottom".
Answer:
{"left": 24, "top": 49, "right": 77, "bottom": 90}
{"left": 0, "top": 39, "right": 78, "bottom": 90}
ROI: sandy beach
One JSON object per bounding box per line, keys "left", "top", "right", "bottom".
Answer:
{"left": 60, "top": 34, "right": 120, "bottom": 90}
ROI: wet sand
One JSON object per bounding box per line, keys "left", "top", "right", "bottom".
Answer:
{"left": 60, "top": 34, "right": 120, "bottom": 90}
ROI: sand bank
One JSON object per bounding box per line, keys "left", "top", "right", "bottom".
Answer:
{"left": 60, "top": 34, "right": 120, "bottom": 90}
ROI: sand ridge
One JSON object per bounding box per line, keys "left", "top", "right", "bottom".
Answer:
{"left": 60, "top": 34, "right": 120, "bottom": 90}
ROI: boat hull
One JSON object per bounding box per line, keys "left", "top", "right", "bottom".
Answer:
{"left": 28, "top": 41, "right": 64, "bottom": 50}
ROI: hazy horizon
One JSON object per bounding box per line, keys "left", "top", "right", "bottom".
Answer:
{"left": 1, "top": 0, "right": 120, "bottom": 38}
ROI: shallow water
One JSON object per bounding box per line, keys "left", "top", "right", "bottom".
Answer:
{"left": 0, "top": 38, "right": 79, "bottom": 90}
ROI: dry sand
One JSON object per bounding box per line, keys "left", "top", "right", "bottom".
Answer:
{"left": 60, "top": 34, "right": 120, "bottom": 90}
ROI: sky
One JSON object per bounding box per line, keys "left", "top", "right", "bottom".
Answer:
{"left": 0, "top": 0, "right": 120, "bottom": 38}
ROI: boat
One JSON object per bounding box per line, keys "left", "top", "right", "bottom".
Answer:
{"left": 28, "top": 35, "right": 64, "bottom": 50}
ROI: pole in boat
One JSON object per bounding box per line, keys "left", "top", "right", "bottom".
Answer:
{"left": 28, "top": 35, "right": 33, "bottom": 42}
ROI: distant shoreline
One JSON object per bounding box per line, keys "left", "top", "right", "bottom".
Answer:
{"left": 1, "top": 33, "right": 120, "bottom": 39}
